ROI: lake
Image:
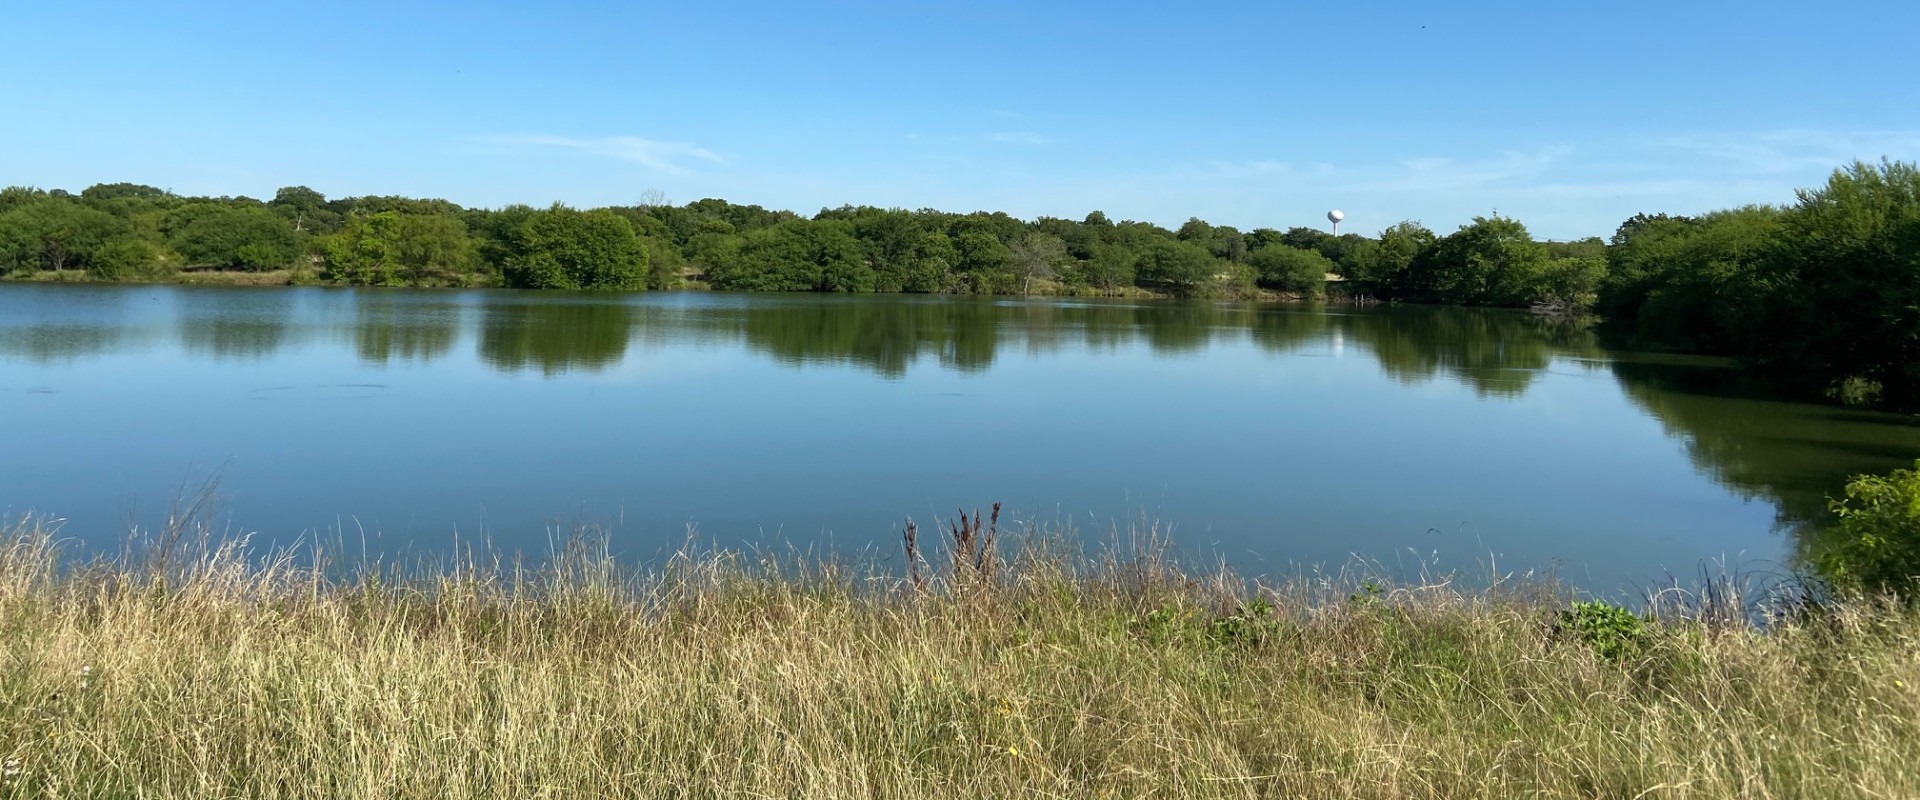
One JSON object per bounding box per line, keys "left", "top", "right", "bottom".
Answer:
{"left": 4, "top": 283, "right": 1919, "bottom": 592}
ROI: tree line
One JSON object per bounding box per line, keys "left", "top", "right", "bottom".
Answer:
{"left": 3, "top": 159, "right": 1918, "bottom": 402}
{"left": 0, "top": 183, "right": 1352, "bottom": 297}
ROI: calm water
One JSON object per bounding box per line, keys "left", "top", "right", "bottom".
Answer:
{"left": 5, "top": 284, "right": 1920, "bottom": 591}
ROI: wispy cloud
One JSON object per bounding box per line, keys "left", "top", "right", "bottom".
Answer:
{"left": 477, "top": 134, "right": 726, "bottom": 174}
{"left": 982, "top": 131, "right": 1050, "bottom": 145}
{"left": 1647, "top": 129, "right": 1920, "bottom": 175}
{"left": 1348, "top": 147, "right": 1571, "bottom": 194}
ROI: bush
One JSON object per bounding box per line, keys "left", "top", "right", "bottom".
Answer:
{"left": 504, "top": 205, "right": 648, "bottom": 290}
{"left": 166, "top": 204, "right": 299, "bottom": 270}
{"left": 1247, "top": 245, "right": 1332, "bottom": 297}
{"left": 1558, "top": 600, "right": 1648, "bottom": 660}
{"left": 89, "top": 237, "right": 164, "bottom": 280}
{"left": 1819, "top": 460, "right": 1920, "bottom": 597}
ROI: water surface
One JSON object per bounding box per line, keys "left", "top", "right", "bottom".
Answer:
{"left": 5, "top": 284, "right": 1918, "bottom": 591}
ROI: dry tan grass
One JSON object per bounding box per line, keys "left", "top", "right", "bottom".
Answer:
{"left": 0, "top": 516, "right": 1915, "bottom": 799}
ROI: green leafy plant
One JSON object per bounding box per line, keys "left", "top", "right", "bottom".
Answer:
{"left": 1207, "top": 597, "right": 1282, "bottom": 647}
{"left": 1819, "top": 460, "right": 1920, "bottom": 598}
{"left": 1558, "top": 600, "right": 1648, "bottom": 661}
{"left": 1348, "top": 580, "right": 1385, "bottom": 606}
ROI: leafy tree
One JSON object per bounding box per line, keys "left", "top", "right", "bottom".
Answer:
{"left": 1135, "top": 239, "right": 1219, "bottom": 296}
{"left": 1408, "top": 216, "right": 1550, "bottom": 306}
{"left": 1082, "top": 243, "right": 1136, "bottom": 295}
{"left": 902, "top": 232, "right": 957, "bottom": 293}
{"left": 1007, "top": 231, "right": 1066, "bottom": 294}
{"left": 1244, "top": 227, "right": 1285, "bottom": 252}
{"left": 1536, "top": 256, "right": 1607, "bottom": 308}
{"left": 1758, "top": 160, "right": 1920, "bottom": 403}
{"left": 1033, "top": 216, "right": 1097, "bottom": 259}
{"left": 1217, "top": 227, "right": 1249, "bottom": 264}
{"left": 641, "top": 237, "right": 683, "bottom": 290}
{"left": 0, "top": 199, "right": 130, "bottom": 273}
{"left": 950, "top": 229, "right": 1012, "bottom": 292}
{"left": 1176, "top": 217, "right": 1247, "bottom": 263}
{"left": 1599, "top": 207, "right": 1781, "bottom": 349}
{"left": 324, "top": 212, "right": 481, "bottom": 286}
{"left": 1818, "top": 460, "right": 1920, "bottom": 598}
{"left": 687, "top": 197, "right": 796, "bottom": 233}
{"left": 948, "top": 211, "right": 1025, "bottom": 246}
{"left": 1544, "top": 236, "right": 1607, "bottom": 261}
{"left": 718, "top": 218, "right": 872, "bottom": 292}
{"left": 686, "top": 223, "right": 745, "bottom": 282}
{"left": 272, "top": 185, "right": 327, "bottom": 211}
{"left": 270, "top": 186, "right": 343, "bottom": 234}
{"left": 1343, "top": 221, "right": 1435, "bottom": 299}
{"left": 467, "top": 204, "right": 537, "bottom": 271}
{"left": 166, "top": 204, "right": 300, "bottom": 270}
{"left": 1279, "top": 226, "right": 1334, "bottom": 254}
{"left": 1247, "top": 244, "right": 1332, "bottom": 297}
{"left": 324, "top": 213, "right": 406, "bottom": 286}
{"left": 0, "top": 187, "right": 50, "bottom": 216}
{"left": 847, "top": 208, "right": 924, "bottom": 292}
{"left": 80, "top": 183, "right": 169, "bottom": 203}
{"left": 89, "top": 236, "right": 165, "bottom": 280}
{"left": 504, "top": 205, "right": 648, "bottom": 290}
{"left": 329, "top": 195, "right": 462, "bottom": 219}
{"left": 1175, "top": 217, "right": 1214, "bottom": 244}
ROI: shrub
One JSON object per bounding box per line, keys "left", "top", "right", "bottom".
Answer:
{"left": 1819, "top": 460, "right": 1920, "bottom": 598}
{"left": 1558, "top": 600, "right": 1648, "bottom": 660}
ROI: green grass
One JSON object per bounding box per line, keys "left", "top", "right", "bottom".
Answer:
{"left": 0, "top": 515, "right": 1915, "bottom": 799}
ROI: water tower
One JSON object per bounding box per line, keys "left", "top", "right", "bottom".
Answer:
{"left": 1327, "top": 209, "right": 1345, "bottom": 235}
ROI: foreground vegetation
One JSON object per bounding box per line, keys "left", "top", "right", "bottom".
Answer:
{"left": 1, "top": 500, "right": 1917, "bottom": 800}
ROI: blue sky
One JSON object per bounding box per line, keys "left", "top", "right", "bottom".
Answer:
{"left": 3, "top": 1, "right": 1917, "bottom": 240}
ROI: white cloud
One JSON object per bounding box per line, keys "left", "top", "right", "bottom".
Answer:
{"left": 983, "top": 131, "right": 1050, "bottom": 145}
{"left": 1647, "top": 129, "right": 1920, "bottom": 175}
{"left": 477, "top": 134, "right": 726, "bottom": 174}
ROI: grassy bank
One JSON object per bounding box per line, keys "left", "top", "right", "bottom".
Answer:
{"left": 1, "top": 516, "right": 1916, "bottom": 799}
{"left": 2, "top": 268, "right": 304, "bottom": 286}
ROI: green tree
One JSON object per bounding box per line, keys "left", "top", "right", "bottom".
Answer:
{"left": 1818, "top": 460, "right": 1920, "bottom": 598}
{"left": 1409, "top": 216, "right": 1551, "bottom": 306}
{"left": 1034, "top": 216, "right": 1098, "bottom": 260}
{"left": 1135, "top": 239, "right": 1219, "bottom": 296}
{"left": 1755, "top": 160, "right": 1920, "bottom": 403}
{"left": 0, "top": 199, "right": 129, "bottom": 273}
{"left": 718, "top": 218, "right": 873, "bottom": 292}
{"left": 1007, "top": 231, "right": 1066, "bottom": 294}
{"left": 80, "top": 183, "right": 169, "bottom": 203}
{"left": 1082, "top": 243, "right": 1136, "bottom": 296}
{"left": 1599, "top": 207, "right": 1782, "bottom": 350}
{"left": 166, "top": 204, "right": 300, "bottom": 270}
{"left": 950, "top": 229, "right": 1013, "bottom": 293}
{"left": 1344, "top": 221, "right": 1436, "bottom": 299}
{"left": 1536, "top": 256, "right": 1607, "bottom": 308}
{"left": 686, "top": 222, "right": 745, "bottom": 283}
{"left": 902, "top": 232, "right": 957, "bottom": 293}
{"left": 324, "top": 212, "right": 481, "bottom": 286}
{"left": 89, "top": 237, "right": 165, "bottom": 280}
{"left": 1175, "top": 217, "right": 1214, "bottom": 244}
{"left": 847, "top": 208, "right": 925, "bottom": 292}
{"left": 1247, "top": 244, "right": 1332, "bottom": 297}
{"left": 271, "top": 186, "right": 342, "bottom": 234}
{"left": 504, "top": 205, "right": 648, "bottom": 290}
{"left": 1279, "top": 226, "right": 1334, "bottom": 254}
